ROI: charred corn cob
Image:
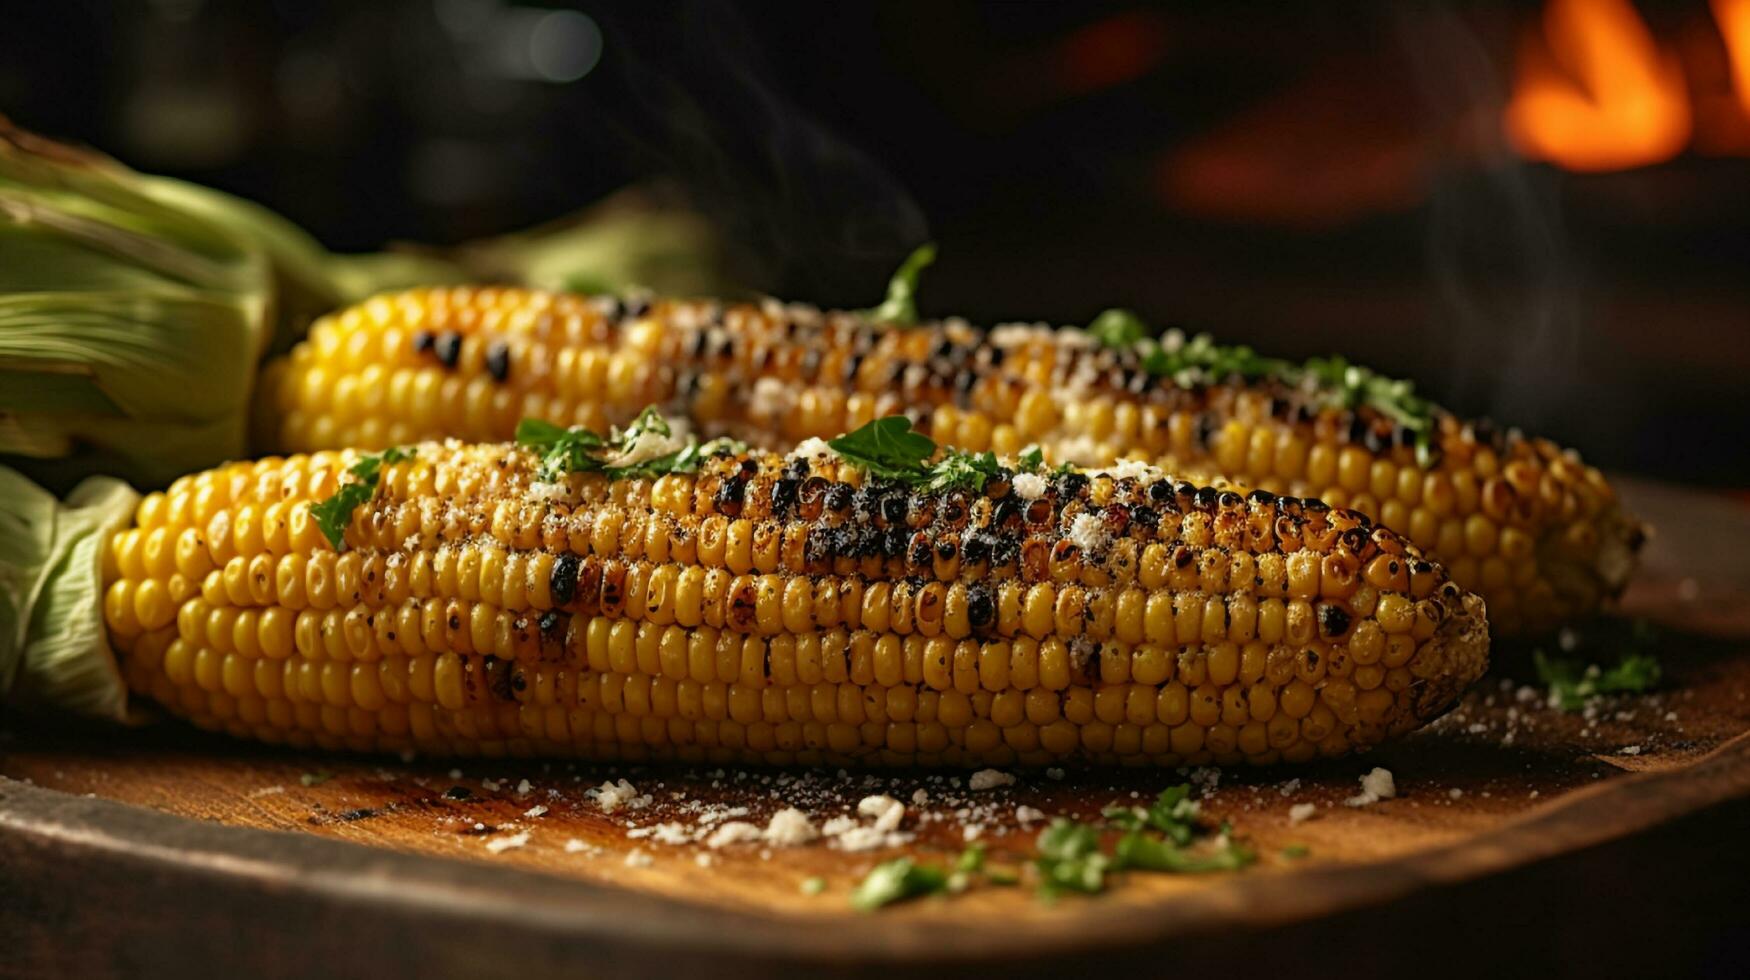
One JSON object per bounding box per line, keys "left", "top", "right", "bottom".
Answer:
{"left": 104, "top": 426, "right": 1487, "bottom": 765}
{"left": 261, "top": 287, "right": 1640, "bottom": 636}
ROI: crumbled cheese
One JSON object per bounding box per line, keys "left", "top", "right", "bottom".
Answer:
{"left": 706, "top": 821, "right": 764, "bottom": 849}
{"left": 1093, "top": 458, "right": 1160, "bottom": 483}
{"left": 962, "top": 824, "right": 984, "bottom": 842}
{"left": 858, "top": 795, "right": 906, "bottom": 832}
{"left": 749, "top": 377, "right": 794, "bottom": 419}
{"left": 516, "top": 779, "right": 534, "bottom": 796}
{"left": 1288, "top": 803, "right": 1318, "bottom": 825}
{"left": 485, "top": 831, "right": 530, "bottom": 854}
{"left": 1015, "top": 805, "right": 1046, "bottom": 825}
{"left": 695, "top": 853, "right": 715, "bottom": 868}
{"left": 911, "top": 789, "right": 930, "bottom": 806}
{"left": 968, "top": 769, "right": 1016, "bottom": 791}
{"left": 563, "top": 839, "right": 597, "bottom": 855}
{"left": 820, "top": 815, "right": 859, "bottom": 837}
{"left": 524, "top": 804, "right": 548, "bottom": 818}
{"left": 1011, "top": 472, "right": 1047, "bottom": 500}
{"left": 527, "top": 481, "right": 576, "bottom": 505}
{"left": 246, "top": 785, "right": 286, "bottom": 799}
{"left": 1345, "top": 768, "right": 1397, "bottom": 807}
{"left": 1067, "top": 513, "right": 1110, "bottom": 553}
{"left": 832, "top": 827, "right": 888, "bottom": 852}
{"left": 764, "top": 808, "right": 819, "bottom": 846}
{"left": 591, "top": 779, "right": 645, "bottom": 814}
{"left": 1448, "top": 788, "right": 1464, "bottom": 800}
{"left": 787, "top": 437, "right": 832, "bottom": 461}
{"left": 624, "top": 849, "right": 653, "bottom": 868}
{"left": 481, "top": 778, "right": 502, "bottom": 792}
{"left": 1620, "top": 745, "right": 1643, "bottom": 756}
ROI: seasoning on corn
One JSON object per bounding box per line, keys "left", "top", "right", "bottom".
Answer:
{"left": 105, "top": 411, "right": 1488, "bottom": 764}
{"left": 261, "top": 285, "right": 1642, "bottom": 636}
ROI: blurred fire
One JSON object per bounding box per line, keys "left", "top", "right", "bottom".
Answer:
{"left": 1504, "top": 0, "right": 1691, "bottom": 171}
{"left": 1506, "top": 0, "right": 1750, "bottom": 171}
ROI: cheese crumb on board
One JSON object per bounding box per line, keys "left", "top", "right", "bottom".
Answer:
{"left": 764, "top": 808, "right": 819, "bottom": 846}
{"left": 485, "top": 831, "right": 530, "bottom": 854}
{"left": 968, "top": 769, "right": 1016, "bottom": 791}
{"left": 1288, "top": 803, "right": 1318, "bottom": 825}
{"left": 1344, "top": 768, "right": 1397, "bottom": 807}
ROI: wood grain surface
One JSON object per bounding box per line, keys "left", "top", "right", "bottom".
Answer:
{"left": 3, "top": 476, "right": 1747, "bottom": 979}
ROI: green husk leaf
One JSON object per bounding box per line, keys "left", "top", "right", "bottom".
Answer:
{"left": 0, "top": 465, "right": 138, "bottom": 720}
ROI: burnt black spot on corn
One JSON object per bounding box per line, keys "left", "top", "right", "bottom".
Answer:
{"left": 262, "top": 287, "right": 1643, "bottom": 635}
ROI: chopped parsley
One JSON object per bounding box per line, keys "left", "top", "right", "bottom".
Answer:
{"left": 1087, "top": 308, "right": 1150, "bottom": 349}
{"left": 827, "top": 416, "right": 1050, "bottom": 492}
{"left": 1112, "top": 830, "right": 1254, "bottom": 874}
{"left": 515, "top": 406, "right": 747, "bottom": 483}
{"left": 865, "top": 242, "right": 937, "bottom": 327}
{"left": 310, "top": 446, "right": 414, "bottom": 550}
{"left": 1101, "top": 784, "right": 1200, "bottom": 845}
{"left": 1086, "top": 314, "right": 1443, "bottom": 467}
{"left": 1034, "top": 819, "right": 1111, "bottom": 900}
{"left": 850, "top": 857, "right": 950, "bottom": 911}
{"left": 1534, "top": 649, "right": 1663, "bottom": 711}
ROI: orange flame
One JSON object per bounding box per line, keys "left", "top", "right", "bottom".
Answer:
{"left": 1505, "top": 0, "right": 1691, "bottom": 171}
{"left": 1716, "top": 0, "right": 1750, "bottom": 116}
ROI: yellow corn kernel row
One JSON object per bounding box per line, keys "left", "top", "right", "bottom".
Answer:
{"left": 258, "top": 287, "right": 1641, "bottom": 636}
{"left": 105, "top": 440, "right": 1487, "bottom": 766}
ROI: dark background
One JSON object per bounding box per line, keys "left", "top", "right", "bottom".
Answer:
{"left": 2, "top": 0, "right": 1747, "bottom": 484}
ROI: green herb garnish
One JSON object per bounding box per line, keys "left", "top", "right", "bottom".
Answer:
{"left": 1534, "top": 649, "right": 1663, "bottom": 711}
{"left": 300, "top": 770, "right": 334, "bottom": 787}
{"left": 1034, "top": 819, "right": 1111, "bottom": 899}
{"left": 1102, "top": 784, "right": 1200, "bottom": 845}
{"left": 826, "top": 415, "right": 937, "bottom": 480}
{"left": 1282, "top": 844, "right": 1311, "bottom": 859}
{"left": 1112, "top": 830, "right": 1254, "bottom": 874}
{"left": 800, "top": 876, "right": 827, "bottom": 896}
{"left": 515, "top": 407, "right": 747, "bottom": 483}
{"left": 826, "top": 416, "right": 1054, "bottom": 493}
{"left": 1085, "top": 317, "right": 1444, "bottom": 467}
{"left": 851, "top": 857, "right": 950, "bottom": 911}
{"left": 310, "top": 446, "right": 414, "bottom": 550}
{"left": 866, "top": 243, "right": 937, "bottom": 327}
{"left": 1087, "top": 308, "right": 1151, "bottom": 349}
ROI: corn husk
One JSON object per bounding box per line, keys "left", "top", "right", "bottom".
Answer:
{"left": 0, "top": 466, "right": 137, "bottom": 720}
{"left": 0, "top": 118, "right": 733, "bottom": 492}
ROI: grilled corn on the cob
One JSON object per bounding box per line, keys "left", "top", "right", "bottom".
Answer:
{"left": 105, "top": 431, "right": 1487, "bottom": 765}
{"left": 261, "top": 287, "right": 1641, "bottom": 636}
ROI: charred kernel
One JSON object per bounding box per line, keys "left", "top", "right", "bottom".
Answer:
{"left": 842, "top": 352, "right": 865, "bottom": 383}
{"left": 689, "top": 331, "right": 711, "bottom": 358}
{"left": 1339, "top": 527, "right": 1370, "bottom": 554}
{"left": 989, "top": 497, "right": 1019, "bottom": 527}
{"left": 538, "top": 611, "right": 563, "bottom": 637}
{"left": 967, "top": 584, "right": 995, "bottom": 629}
{"left": 825, "top": 482, "right": 854, "bottom": 512}
{"left": 1024, "top": 498, "right": 1055, "bottom": 528}
{"left": 485, "top": 341, "right": 511, "bottom": 381}
{"left": 1051, "top": 540, "right": 1080, "bottom": 564}
{"left": 714, "top": 477, "right": 748, "bottom": 517}
{"left": 907, "top": 493, "right": 936, "bottom": 527}
{"left": 782, "top": 457, "right": 809, "bottom": 481}
{"left": 1317, "top": 604, "right": 1353, "bottom": 637}
{"left": 549, "top": 554, "right": 580, "bottom": 605}
{"left": 412, "top": 330, "right": 436, "bottom": 353}
{"left": 908, "top": 533, "right": 933, "bottom": 566}
{"left": 1148, "top": 481, "right": 1174, "bottom": 505}
{"left": 935, "top": 535, "right": 959, "bottom": 560}
{"left": 623, "top": 295, "right": 651, "bottom": 318}
{"left": 1173, "top": 546, "right": 1196, "bottom": 569}
{"left": 1103, "top": 504, "right": 1131, "bottom": 533}
{"left": 443, "top": 786, "right": 473, "bottom": 801}
{"left": 984, "top": 473, "right": 1011, "bottom": 499}
{"left": 433, "top": 331, "right": 462, "bottom": 368}
{"left": 770, "top": 478, "right": 800, "bottom": 515}
{"left": 1217, "top": 490, "right": 1244, "bottom": 509}
{"left": 883, "top": 528, "right": 910, "bottom": 557}
{"left": 1246, "top": 488, "right": 1276, "bottom": 505}
{"left": 1194, "top": 487, "right": 1220, "bottom": 511}
{"left": 1053, "top": 472, "right": 1090, "bottom": 498}
{"left": 940, "top": 493, "right": 970, "bottom": 528}
{"left": 879, "top": 495, "right": 908, "bottom": 527}
{"left": 1131, "top": 505, "right": 1159, "bottom": 531}
{"left": 961, "top": 533, "right": 992, "bottom": 565}
{"left": 1301, "top": 498, "right": 1330, "bottom": 514}
{"left": 1195, "top": 413, "right": 1219, "bottom": 447}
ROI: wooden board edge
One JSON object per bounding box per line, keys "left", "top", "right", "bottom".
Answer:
{"left": 2, "top": 730, "right": 1748, "bottom": 974}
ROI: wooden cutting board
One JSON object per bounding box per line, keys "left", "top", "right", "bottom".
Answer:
{"left": 4, "top": 477, "right": 1748, "bottom": 980}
